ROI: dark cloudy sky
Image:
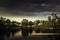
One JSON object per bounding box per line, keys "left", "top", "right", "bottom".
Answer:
{"left": 0, "top": 0, "right": 60, "bottom": 22}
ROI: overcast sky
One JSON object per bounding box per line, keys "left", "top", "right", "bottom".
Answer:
{"left": 0, "top": 0, "right": 60, "bottom": 22}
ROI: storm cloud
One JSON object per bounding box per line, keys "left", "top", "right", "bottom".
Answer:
{"left": 0, "top": 0, "right": 60, "bottom": 22}
{"left": 0, "top": 0, "right": 60, "bottom": 12}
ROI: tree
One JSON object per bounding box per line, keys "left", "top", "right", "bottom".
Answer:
{"left": 34, "top": 20, "right": 40, "bottom": 25}
{"left": 21, "top": 19, "right": 28, "bottom": 26}
{"left": 51, "top": 13, "right": 58, "bottom": 33}
{"left": 34, "top": 20, "right": 41, "bottom": 33}
{"left": 11, "top": 21, "right": 20, "bottom": 37}
{"left": 28, "top": 21, "right": 34, "bottom": 26}
{"left": 48, "top": 16, "right": 51, "bottom": 21}
{"left": 0, "top": 17, "right": 7, "bottom": 40}
{"left": 51, "top": 13, "right": 58, "bottom": 22}
{"left": 5, "top": 19, "right": 11, "bottom": 38}
{"left": 0, "top": 17, "right": 21, "bottom": 39}
{"left": 21, "top": 19, "right": 29, "bottom": 36}
{"left": 28, "top": 21, "right": 34, "bottom": 36}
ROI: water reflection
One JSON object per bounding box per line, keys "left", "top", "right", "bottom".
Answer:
{"left": 15, "top": 31, "right": 60, "bottom": 37}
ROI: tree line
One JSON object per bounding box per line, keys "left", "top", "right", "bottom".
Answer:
{"left": 0, "top": 13, "right": 60, "bottom": 40}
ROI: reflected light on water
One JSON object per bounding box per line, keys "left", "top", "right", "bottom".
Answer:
{"left": 14, "top": 31, "right": 60, "bottom": 36}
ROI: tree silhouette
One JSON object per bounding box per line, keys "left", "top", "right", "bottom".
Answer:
{"left": 10, "top": 21, "right": 21, "bottom": 37}
{"left": 34, "top": 20, "right": 41, "bottom": 33}
{"left": 48, "top": 16, "right": 51, "bottom": 21}
{"left": 28, "top": 21, "right": 34, "bottom": 36}
{"left": 0, "top": 17, "right": 21, "bottom": 40}
{"left": 0, "top": 17, "right": 6, "bottom": 40}
{"left": 21, "top": 19, "right": 28, "bottom": 26}
{"left": 0, "top": 13, "right": 60, "bottom": 39}
{"left": 21, "top": 19, "right": 29, "bottom": 36}
{"left": 5, "top": 19, "right": 11, "bottom": 38}
{"left": 51, "top": 13, "right": 57, "bottom": 32}
{"left": 34, "top": 20, "right": 40, "bottom": 25}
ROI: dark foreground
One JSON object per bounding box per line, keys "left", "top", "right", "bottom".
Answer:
{"left": 5, "top": 35, "right": 60, "bottom": 40}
